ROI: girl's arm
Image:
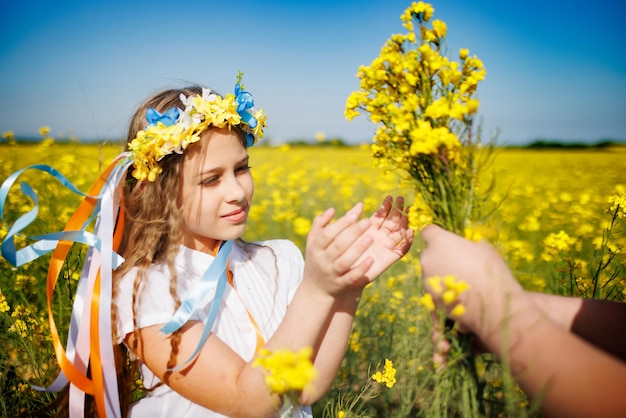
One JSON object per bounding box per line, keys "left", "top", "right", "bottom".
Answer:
{"left": 294, "top": 195, "right": 413, "bottom": 403}
{"left": 127, "top": 198, "right": 412, "bottom": 417}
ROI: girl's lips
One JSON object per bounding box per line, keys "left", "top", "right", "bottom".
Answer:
{"left": 222, "top": 207, "right": 247, "bottom": 223}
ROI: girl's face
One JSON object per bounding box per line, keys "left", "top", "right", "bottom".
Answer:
{"left": 179, "top": 127, "right": 254, "bottom": 253}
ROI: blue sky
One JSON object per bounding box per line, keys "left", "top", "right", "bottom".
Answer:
{"left": 1, "top": 0, "right": 625, "bottom": 145}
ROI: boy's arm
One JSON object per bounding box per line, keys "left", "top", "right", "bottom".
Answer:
{"left": 529, "top": 292, "right": 626, "bottom": 361}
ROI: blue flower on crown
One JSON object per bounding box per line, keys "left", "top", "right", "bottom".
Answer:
{"left": 234, "top": 83, "right": 259, "bottom": 147}
{"left": 146, "top": 107, "right": 180, "bottom": 126}
{"left": 235, "top": 83, "right": 257, "bottom": 127}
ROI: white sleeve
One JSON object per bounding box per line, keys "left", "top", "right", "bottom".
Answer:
{"left": 270, "top": 239, "right": 305, "bottom": 303}
{"left": 113, "top": 266, "right": 178, "bottom": 344}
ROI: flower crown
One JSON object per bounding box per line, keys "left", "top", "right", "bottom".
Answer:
{"left": 128, "top": 75, "right": 267, "bottom": 182}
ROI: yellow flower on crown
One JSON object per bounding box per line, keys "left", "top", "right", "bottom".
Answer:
{"left": 128, "top": 75, "right": 266, "bottom": 182}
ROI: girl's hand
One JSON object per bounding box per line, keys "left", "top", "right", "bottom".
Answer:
{"left": 359, "top": 195, "right": 414, "bottom": 281}
{"left": 303, "top": 203, "right": 377, "bottom": 296}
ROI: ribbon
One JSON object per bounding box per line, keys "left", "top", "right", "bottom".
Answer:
{"left": 225, "top": 268, "right": 265, "bottom": 355}
{"left": 160, "top": 239, "right": 233, "bottom": 371}
{"left": 0, "top": 155, "right": 132, "bottom": 418}
{"left": 1, "top": 152, "right": 245, "bottom": 413}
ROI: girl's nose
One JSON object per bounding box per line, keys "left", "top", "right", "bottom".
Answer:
{"left": 224, "top": 174, "right": 246, "bottom": 202}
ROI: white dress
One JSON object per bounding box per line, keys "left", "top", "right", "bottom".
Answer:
{"left": 114, "top": 239, "right": 313, "bottom": 417}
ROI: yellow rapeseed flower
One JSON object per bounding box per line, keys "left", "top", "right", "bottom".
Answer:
{"left": 608, "top": 186, "right": 626, "bottom": 218}
{"left": 253, "top": 347, "right": 317, "bottom": 396}
{"left": 432, "top": 19, "right": 447, "bottom": 38}
{"left": 9, "top": 318, "right": 28, "bottom": 337}
{"left": 371, "top": 358, "right": 397, "bottom": 388}
{"left": 427, "top": 277, "right": 443, "bottom": 294}
{"left": 292, "top": 217, "right": 312, "bottom": 237}
{"left": 541, "top": 230, "right": 577, "bottom": 262}
{"left": 0, "top": 289, "right": 10, "bottom": 313}
{"left": 418, "top": 293, "right": 435, "bottom": 311}
{"left": 403, "top": 1, "right": 434, "bottom": 22}
{"left": 450, "top": 304, "right": 466, "bottom": 317}
{"left": 426, "top": 275, "right": 470, "bottom": 316}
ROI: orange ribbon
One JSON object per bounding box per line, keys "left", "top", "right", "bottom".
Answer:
{"left": 46, "top": 156, "right": 125, "bottom": 417}
{"left": 212, "top": 242, "right": 265, "bottom": 355}
{"left": 226, "top": 268, "right": 265, "bottom": 355}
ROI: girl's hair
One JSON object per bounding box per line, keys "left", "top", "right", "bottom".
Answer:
{"left": 49, "top": 85, "right": 274, "bottom": 416}
{"left": 111, "top": 86, "right": 256, "bottom": 403}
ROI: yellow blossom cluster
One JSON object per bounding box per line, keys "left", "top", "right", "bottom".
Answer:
{"left": 292, "top": 216, "right": 312, "bottom": 236}
{"left": 0, "top": 288, "right": 10, "bottom": 313}
{"left": 422, "top": 275, "right": 470, "bottom": 317}
{"left": 608, "top": 185, "right": 626, "bottom": 218}
{"left": 345, "top": 1, "right": 485, "bottom": 174}
{"left": 345, "top": 1, "right": 488, "bottom": 235}
{"left": 541, "top": 230, "right": 578, "bottom": 262}
{"left": 8, "top": 305, "right": 45, "bottom": 338}
{"left": 253, "top": 347, "right": 317, "bottom": 396}
{"left": 371, "top": 358, "right": 397, "bottom": 388}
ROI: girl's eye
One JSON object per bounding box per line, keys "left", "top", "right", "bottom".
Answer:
{"left": 200, "top": 176, "right": 218, "bottom": 186}
{"left": 236, "top": 165, "right": 251, "bottom": 174}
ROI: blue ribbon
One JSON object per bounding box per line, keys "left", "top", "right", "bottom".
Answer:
{"left": 160, "top": 239, "right": 233, "bottom": 371}
{"left": 0, "top": 164, "right": 126, "bottom": 269}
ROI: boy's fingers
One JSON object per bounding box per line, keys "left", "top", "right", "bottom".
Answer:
{"left": 420, "top": 224, "right": 445, "bottom": 244}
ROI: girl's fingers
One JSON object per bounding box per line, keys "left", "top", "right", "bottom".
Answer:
{"left": 370, "top": 195, "right": 393, "bottom": 229}
{"left": 340, "top": 255, "right": 374, "bottom": 288}
{"left": 329, "top": 229, "right": 373, "bottom": 273}
{"left": 312, "top": 207, "right": 335, "bottom": 229}
{"left": 389, "top": 196, "right": 405, "bottom": 226}
{"left": 321, "top": 218, "right": 372, "bottom": 273}
{"left": 314, "top": 202, "right": 365, "bottom": 250}
{"left": 307, "top": 207, "right": 336, "bottom": 248}
{"left": 396, "top": 228, "right": 414, "bottom": 254}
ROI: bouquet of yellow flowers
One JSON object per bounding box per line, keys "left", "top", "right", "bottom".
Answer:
{"left": 346, "top": 1, "right": 490, "bottom": 234}
{"left": 346, "top": 1, "right": 495, "bottom": 414}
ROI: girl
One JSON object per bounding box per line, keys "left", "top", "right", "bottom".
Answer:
{"left": 1, "top": 76, "right": 413, "bottom": 417}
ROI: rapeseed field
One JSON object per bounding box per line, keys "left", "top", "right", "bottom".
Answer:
{"left": 1, "top": 141, "right": 624, "bottom": 417}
